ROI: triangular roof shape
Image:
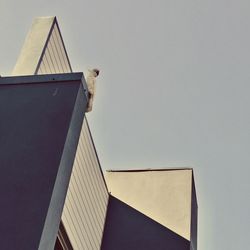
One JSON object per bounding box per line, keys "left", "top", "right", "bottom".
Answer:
{"left": 12, "top": 16, "right": 72, "bottom": 75}
{"left": 105, "top": 168, "right": 196, "bottom": 241}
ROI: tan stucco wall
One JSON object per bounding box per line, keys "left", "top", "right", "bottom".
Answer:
{"left": 105, "top": 169, "right": 193, "bottom": 240}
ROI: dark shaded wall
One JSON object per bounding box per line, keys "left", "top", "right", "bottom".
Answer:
{"left": 101, "top": 196, "right": 190, "bottom": 250}
{"left": 0, "top": 75, "right": 86, "bottom": 250}
{"left": 190, "top": 175, "right": 198, "bottom": 250}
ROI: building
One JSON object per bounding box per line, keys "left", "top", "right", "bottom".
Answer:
{"left": 103, "top": 169, "right": 197, "bottom": 250}
{"left": 0, "top": 16, "right": 198, "bottom": 250}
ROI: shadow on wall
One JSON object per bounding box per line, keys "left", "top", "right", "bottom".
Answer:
{"left": 101, "top": 196, "right": 190, "bottom": 250}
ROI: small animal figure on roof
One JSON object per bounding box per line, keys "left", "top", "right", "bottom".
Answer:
{"left": 86, "top": 68, "right": 100, "bottom": 112}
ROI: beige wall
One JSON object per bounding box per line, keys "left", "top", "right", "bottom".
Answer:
{"left": 36, "top": 22, "right": 72, "bottom": 74}
{"left": 105, "top": 169, "right": 193, "bottom": 241}
{"left": 61, "top": 119, "right": 109, "bottom": 249}
{"left": 12, "top": 16, "right": 108, "bottom": 250}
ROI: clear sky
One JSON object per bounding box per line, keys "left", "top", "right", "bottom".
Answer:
{"left": 1, "top": 0, "right": 250, "bottom": 249}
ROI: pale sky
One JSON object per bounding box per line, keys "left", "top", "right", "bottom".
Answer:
{"left": 1, "top": 0, "right": 250, "bottom": 249}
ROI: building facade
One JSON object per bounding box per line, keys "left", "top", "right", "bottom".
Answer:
{"left": 0, "top": 16, "right": 198, "bottom": 250}
{"left": 103, "top": 169, "right": 197, "bottom": 250}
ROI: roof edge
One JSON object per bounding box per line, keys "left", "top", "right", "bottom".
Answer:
{"left": 106, "top": 167, "right": 194, "bottom": 172}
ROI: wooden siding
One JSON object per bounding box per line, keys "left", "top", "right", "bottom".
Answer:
{"left": 37, "top": 23, "right": 72, "bottom": 74}
{"left": 13, "top": 17, "right": 108, "bottom": 250}
{"left": 61, "top": 120, "right": 109, "bottom": 249}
